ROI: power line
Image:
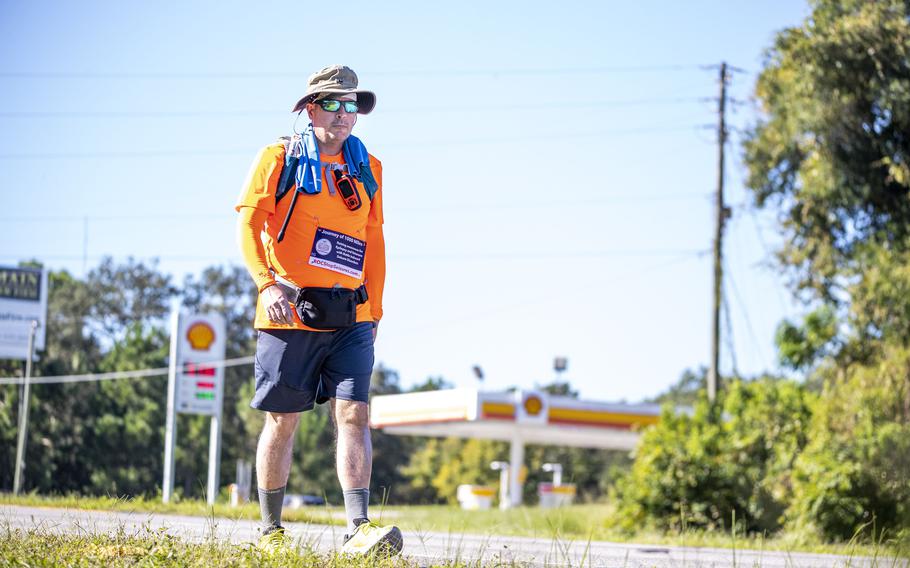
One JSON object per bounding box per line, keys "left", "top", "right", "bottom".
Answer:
{"left": 396, "top": 251, "right": 708, "bottom": 336}
{"left": 0, "top": 64, "right": 710, "bottom": 81}
{"left": 393, "top": 193, "right": 712, "bottom": 211}
{"left": 0, "top": 124, "right": 709, "bottom": 160}
{"left": 0, "top": 148, "right": 252, "bottom": 160}
{"left": 0, "top": 214, "right": 238, "bottom": 222}
{"left": 0, "top": 97, "right": 710, "bottom": 119}
{"left": 723, "top": 258, "right": 769, "bottom": 371}
{"left": 0, "top": 356, "right": 254, "bottom": 386}
{"left": 0, "top": 192, "right": 712, "bottom": 223}
{"left": 721, "top": 280, "right": 739, "bottom": 377}
{"left": 723, "top": 135, "right": 791, "bottom": 316}
{"left": 0, "top": 249, "right": 709, "bottom": 264}
{"left": 398, "top": 249, "right": 710, "bottom": 261}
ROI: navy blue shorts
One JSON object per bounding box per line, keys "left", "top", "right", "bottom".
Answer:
{"left": 251, "top": 322, "right": 374, "bottom": 413}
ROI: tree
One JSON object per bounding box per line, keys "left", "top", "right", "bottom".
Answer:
{"left": 744, "top": 0, "right": 910, "bottom": 351}
{"left": 83, "top": 323, "right": 169, "bottom": 495}
{"left": 0, "top": 259, "right": 175, "bottom": 495}
{"left": 774, "top": 307, "right": 839, "bottom": 373}
{"left": 403, "top": 437, "right": 507, "bottom": 505}
{"left": 647, "top": 368, "right": 706, "bottom": 406}
{"left": 537, "top": 380, "right": 578, "bottom": 398}
{"left": 181, "top": 265, "right": 259, "bottom": 499}
{"left": 85, "top": 257, "right": 176, "bottom": 342}
{"left": 788, "top": 346, "right": 910, "bottom": 540}
{"left": 0, "top": 266, "right": 102, "bottom": 491}
{"left": 523, "top": 444, "right": 630, "bottom": 504}
{"left": 407, "top": 375, "right": 452, "bottom": 393}
{"left": 743, "top": 0, "right": 910, "bottom": 540}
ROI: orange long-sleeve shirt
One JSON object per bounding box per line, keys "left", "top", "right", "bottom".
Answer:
{"left": 236, "top": 142, "right": 385, "bottom": 331}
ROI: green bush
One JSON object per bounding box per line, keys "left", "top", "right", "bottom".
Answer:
{"left": 613, "top": 378, "right": 814, "bottom": 534}
{"left": 788, "top": 348, "right": 910, "bottom": 541}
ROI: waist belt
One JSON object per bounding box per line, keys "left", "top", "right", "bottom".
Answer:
{"left": 273, "top": 275, "right": 368, "bottom": 330}
{"left": 273, "top": 274, "right": 368, "bottom": 306}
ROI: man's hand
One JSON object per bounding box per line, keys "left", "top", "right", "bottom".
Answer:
{"left": 372, "top": 321, "right": 379, "bottom": 342}
{"left": 262, "top": 285, "right": 294, "bottom": 325}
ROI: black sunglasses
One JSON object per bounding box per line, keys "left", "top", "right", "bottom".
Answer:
{"left": 317, "top": 99, "right": 359, "bottom": 113}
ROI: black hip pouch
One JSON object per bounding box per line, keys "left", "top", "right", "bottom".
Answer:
{"left": 295, "top": 287, "right": 358, "bottom": 330}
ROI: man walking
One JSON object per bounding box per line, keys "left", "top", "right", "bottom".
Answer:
{"left": 235, "top": 64, "right": 400, "bottom": 556}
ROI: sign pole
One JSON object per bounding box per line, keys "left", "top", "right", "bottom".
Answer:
{"left": 207, "top": 412, "right": 223, "bottom": 505}
{"left": 164, "top": 311, "right": 225, "bottom": 504}
{"left": 12, "top": 320, "right": 38, "bottom": 496}
{"left": 162, "top": 311, "right": 180, "bottom": 503}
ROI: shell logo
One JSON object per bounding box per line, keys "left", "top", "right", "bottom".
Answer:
{"left": 523, "top": 394, "right": 543, "bottom": 416}
{"left": 186, "top": 321, "right": 216, "bottom": 351}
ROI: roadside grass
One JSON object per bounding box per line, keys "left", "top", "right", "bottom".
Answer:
{"left": 3, "top": 493, "right": 908, "bottom": 562}
{"left": 0, "top": 525, "right": 457, "bottom": 568}
{"left": 392, "top": 504, "right": 909, "bottom": 560}
{"left": 0, "top": 491, "right": 336, "bottom": 526}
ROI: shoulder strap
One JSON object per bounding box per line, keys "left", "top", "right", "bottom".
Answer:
{"left": 275, "top": 137, "right": 297, "bottom": 204}
{"left": 275, "top": 134, "right": 375, "bottom": 206}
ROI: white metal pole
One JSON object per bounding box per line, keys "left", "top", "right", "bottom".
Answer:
{"left": 206, "top": 413, "right": 222, "bottom": 505}
{"left": 13, "top": 320, "right": 38, "bottom": 496}
{"left": 162, "top": 311, "right": 180, "bottom": 503}
{"left": 509, "top": 435, "right": 525, "bottom": 508}
{"left": 499, "top": 466, "right": 510, "bottom": 510}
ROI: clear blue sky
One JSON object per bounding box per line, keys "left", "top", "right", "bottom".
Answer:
{"left": 0, "top": 0, "right": 811, "bottom": 401}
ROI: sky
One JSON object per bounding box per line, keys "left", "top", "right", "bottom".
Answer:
{"left": 0, "top": 0, "right": 813, "bottom": 402}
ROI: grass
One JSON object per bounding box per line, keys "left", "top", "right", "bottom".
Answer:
{"left": 0, "top": 525, "right": 457, "bottom": 568}
{"left": 0, "top": 491, "right": 336, "bottom": 526}
{"left": 2, "top": 493, "right": 908, "bottom": 563}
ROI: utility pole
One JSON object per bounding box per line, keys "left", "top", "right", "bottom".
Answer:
{"left": 708, "top": 62, "right": 728, "bottom": 404}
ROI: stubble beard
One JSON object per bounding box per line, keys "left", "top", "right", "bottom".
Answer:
{"left": 315, "top": 125, "right": 351, "bottom": 150}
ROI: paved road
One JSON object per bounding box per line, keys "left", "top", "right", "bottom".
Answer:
{"left": 1, "top": 505, "right": 905, "bottom": 567}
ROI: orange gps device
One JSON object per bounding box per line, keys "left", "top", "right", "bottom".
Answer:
{"left": 333, "top": 169, "right": 362, "bottom": 211}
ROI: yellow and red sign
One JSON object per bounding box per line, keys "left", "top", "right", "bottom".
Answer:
{"left": 523, "top": 395, "right": 543, "bottom": 416}
{"left": 174, "top": 313, "right": 226, "bottom": 416}
{"left": 186, "top": 322, "right": 216, "bottom": 351}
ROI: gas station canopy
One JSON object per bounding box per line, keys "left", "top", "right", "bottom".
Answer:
{"left": 371, "top": 388, "right": 663, "bottom": 508}
{"left": 370, "top": 388, "right": 662, "bottom": 451}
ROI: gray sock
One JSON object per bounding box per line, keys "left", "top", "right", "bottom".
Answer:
{"left": 258, "top": 486, "right": 286, "bottom": 532}
{"left": 343, "top": 488, "right": 370, "bottom": 532}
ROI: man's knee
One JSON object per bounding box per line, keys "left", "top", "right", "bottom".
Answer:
{"left": 334, "top": 400, "right": 369, "bottom": 430}
{"left": 262, "top": 411, "right": 301, "bottom": 440}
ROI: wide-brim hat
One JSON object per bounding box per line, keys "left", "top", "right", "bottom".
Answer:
{"left": 291, "top": 64, "right": 376, "bottom": 115}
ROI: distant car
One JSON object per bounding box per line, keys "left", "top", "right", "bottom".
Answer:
{"left": 283, "top": 493, "right": 326, "bottom": 508}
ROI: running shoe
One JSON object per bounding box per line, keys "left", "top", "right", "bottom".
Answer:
{"left": 257, "top": 526, "right": 291, "bottom": 554}
{"left": 341, "top": 520, "right": 403, "bottom": 556}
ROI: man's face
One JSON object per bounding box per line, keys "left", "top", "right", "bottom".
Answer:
{"left": 306, "top": 93, "right": 358, "bottom": 148}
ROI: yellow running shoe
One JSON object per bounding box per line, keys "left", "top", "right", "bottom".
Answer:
{"left": 341, "top": 520, "right": 403, "bottom": 556}
{"left": 257, "top": 526, "right": 291, "bottom": 555}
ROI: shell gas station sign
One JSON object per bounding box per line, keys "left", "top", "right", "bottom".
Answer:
{"left": 162, "top": 311, "right": 226, "bottom": 505}
{"left": 175, "top": 317, "right": 225, "bottom": 415}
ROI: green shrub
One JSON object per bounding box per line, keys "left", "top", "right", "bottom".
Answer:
{"left": 613, "top": 378, "right": 814, "bottom": 534}
{"left": 788, "top": 348, "right": 910, "bottom": 541}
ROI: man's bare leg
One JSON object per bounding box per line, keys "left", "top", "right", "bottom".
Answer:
{"left": 256, "top": 411, "right": 300, "bottom": 532}
{"left": 333, "top": 399, "right": 372, "bottom": 531}
{"left": 333, "top": 398, "right": 402, "bottom": 554}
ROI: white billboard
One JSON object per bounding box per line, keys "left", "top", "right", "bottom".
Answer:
{"left": 0, "top": 267, "right": 48, "bottom": 360}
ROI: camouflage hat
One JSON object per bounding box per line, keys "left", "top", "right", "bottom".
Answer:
{"left": 292, "top": 64, "right": 376, "bottom": 115}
